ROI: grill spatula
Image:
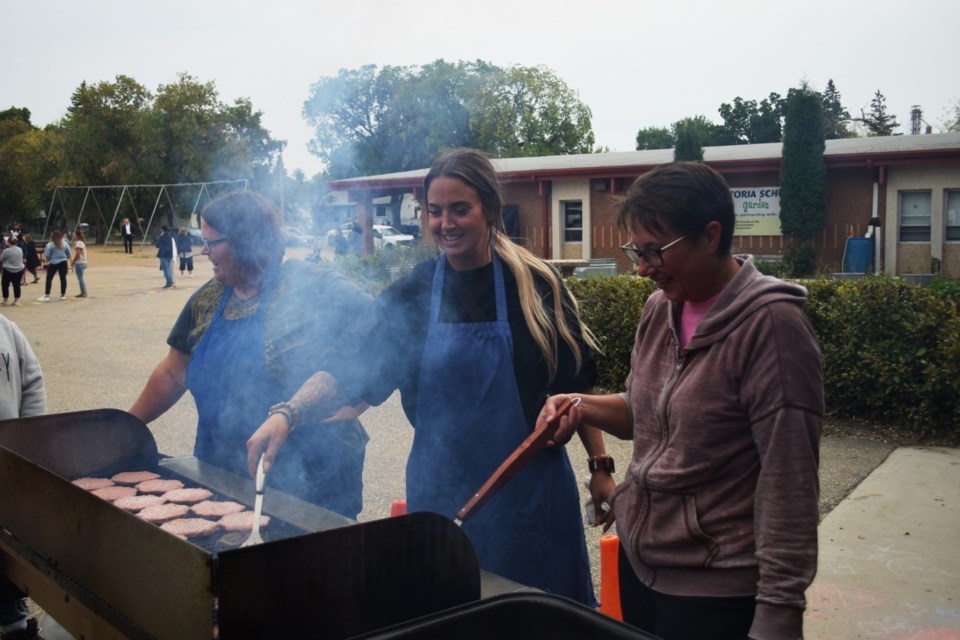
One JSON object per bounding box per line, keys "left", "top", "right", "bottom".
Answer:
{"left": 240, "top": 453, "right": 267, "bottom": 547}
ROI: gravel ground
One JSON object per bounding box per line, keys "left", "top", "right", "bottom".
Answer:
{"left": 6, "top": 244, "right": 903, "bottom": 601}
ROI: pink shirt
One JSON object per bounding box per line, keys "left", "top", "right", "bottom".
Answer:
{"left": 679, "top": 290, "right": 722, "bottom": 348}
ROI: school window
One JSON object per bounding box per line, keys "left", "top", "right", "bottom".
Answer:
{"left": 946, "top": 190, "right": 960, "bottom": 241}
{"left": 563, "top": 201, "right": 583, "bottom": 243}
{"left": 899, "top": 191, "right": 931, "bottom": 242}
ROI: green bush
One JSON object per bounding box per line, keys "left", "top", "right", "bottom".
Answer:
{"left": 569, "top": 274, "right": 960, "bottom": 434}
{"left": 753, "top": 258, "right": 786, "bottom": 277}
{"left": 927, "top": 277, "right": 960, "bottom": 308}
{"left": 565, "top": 275, "right": 657, "bottom": 392}
{"left": 804, "top": 276, "right": 960, "bottom": 434}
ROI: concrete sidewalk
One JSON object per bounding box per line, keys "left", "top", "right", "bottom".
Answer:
{"left": 805, "top": 447, "right": 960, "bottom": 639}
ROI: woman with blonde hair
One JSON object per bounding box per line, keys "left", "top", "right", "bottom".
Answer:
{"left": 354, "top": 148, "right": 607, "bottom": 604}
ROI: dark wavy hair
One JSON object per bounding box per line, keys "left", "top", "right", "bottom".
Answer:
{"left": 201, "top": 191, "right": 284, "bottom": 287}
{"left": 618, "top": 162, "right": 735, "bottom": 256}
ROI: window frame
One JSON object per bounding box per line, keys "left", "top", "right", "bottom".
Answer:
{"left": 898, "top": 190, "right": 932, "bottom": 243}
{"left": 562, "top": 200, "right": 583, "bottom": 243}
{"left": 946, "top": 189, "right": 960, "bottom": 242}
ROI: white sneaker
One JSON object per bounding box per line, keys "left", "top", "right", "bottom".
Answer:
{"left": 12, "top": 299, "right": 19, "bottom": 306}
{"left": 59, "top": 295, "right": 66, "bottom": 301}
{"left": 38, "top": 296, "right": 49, "bottom": 302}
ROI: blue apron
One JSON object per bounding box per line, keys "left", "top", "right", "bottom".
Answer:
{"left": 186, "top": 287, "right": 365, "bottom": 518}
{"left": 408, "top": 255, "right": 595, "bottom": 606}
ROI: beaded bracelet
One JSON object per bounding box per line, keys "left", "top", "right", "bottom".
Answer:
{"left": 268, "top": 401, "right": 299, "bottom": 432}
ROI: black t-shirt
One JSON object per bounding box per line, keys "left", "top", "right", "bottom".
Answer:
{"left": 361, "top": 257, "right": 598, "bottom": 431}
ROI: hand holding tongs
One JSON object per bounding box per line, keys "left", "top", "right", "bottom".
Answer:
{"left": 240, "top": 453, "right": 267, "bottom": 547}
{"left": 455, "top": 397, "right": 581, "bottom": 525}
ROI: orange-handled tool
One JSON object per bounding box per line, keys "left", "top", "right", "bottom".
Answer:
{"left": 455, "top": 397, "right": 580, "bottom": 525}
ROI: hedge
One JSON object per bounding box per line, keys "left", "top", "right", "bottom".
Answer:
{"left": 567, "top": 274, "right": 960, "bottom": 435}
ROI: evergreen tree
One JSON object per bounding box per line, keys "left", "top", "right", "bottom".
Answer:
{"left": 673, "top": 118, "right": 703, "bottom": 162}
{"left": 779, "top": 83, "right": 827, "bottom": 276}
{"left": 821, "top": 79, "right": 853, "bottom": 139}
{"left": 858, "top": 90, "right": 901, "bottom": 136}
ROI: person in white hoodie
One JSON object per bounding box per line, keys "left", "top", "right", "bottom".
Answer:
{"left": 0, "top": 314, "right": 45, "bottom": 638}
{"left": 0, "top": 236, "right": 25, "bottom": 306}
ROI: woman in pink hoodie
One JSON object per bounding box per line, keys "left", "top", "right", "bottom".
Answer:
{"left": 541, "top": 162, "right": 823, "bottom": 640}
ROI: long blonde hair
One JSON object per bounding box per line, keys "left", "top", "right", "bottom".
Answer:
{"left": 425, "top": 148, "right": 598, "bottom": 381}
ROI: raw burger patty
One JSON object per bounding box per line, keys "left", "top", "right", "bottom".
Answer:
{"left": 114, "top": 494, "right": 167, "bottom": 511}
{"left": 136, "top": 479, "right": 185, "bottom": 494}
{"left": 73, "top": 477, "right": 115, "bottom": 491}
{"left": 112, "top": 471, "right": 161, "bottom": 484}
{"left": 163, "top": 488, "right": 213, "bottom": 504}
{"left": 191, "top": 500, "right": 247, "bottom": 517}
{"left": 160, "top": 518, "right": 219, "bottom": 538}
{"left": 219, "top": 511, "right": 270, "bottom": 531}
{"left": 92, "top": 485, "right": 138, "bottom": 500}
{"left": 139, "top": 503, "right": 190, "bottom": 523}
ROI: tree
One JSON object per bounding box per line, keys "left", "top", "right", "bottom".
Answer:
{"left": 469, "top": 65, "right": 594, "bottom": 158}
{"left": 673, "top": 118, "right": 704, "bottom": 162}
{"left": 303, "top": 60, "right": 595, "bottom": 178}
{"left": 779, "top": 83, "right": 827, "bottom": 277}
{"left": 858, "top": 90, "right": 900, "bottom": 136}
{"left": 60, "top": 75, "right": 154, "bottom": 185}
{"left": 821, "top": 79, "right": 854, "bottom": 139}
{"left": 635, "top": 126, "right": 674, "bottom": 150}
{"left": 944, "top": 98, "right": 960, "bottom": 133}
{"left": 0, "top": 122, "right": 63, "bottom": 226}
{"left": 717, "top": 93, "right": 784, "bottom": 144}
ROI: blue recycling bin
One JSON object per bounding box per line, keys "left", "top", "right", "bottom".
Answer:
{"left": 843, "top": 237, "right": 873, "bottom": 273}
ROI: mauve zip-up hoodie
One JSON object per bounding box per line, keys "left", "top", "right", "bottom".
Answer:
{"left": 612, "top": 256, "right": 823, "bottom": 640}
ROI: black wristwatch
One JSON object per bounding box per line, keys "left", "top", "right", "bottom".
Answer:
{"left": 588, "top": 455, "right": 615, "bottom": 473}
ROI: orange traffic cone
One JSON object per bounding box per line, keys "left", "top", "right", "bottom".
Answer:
{"left": 599, "top": 534, "right": 623, "bottom": 620}
{"left": 390, "top": 498, "right": 407, "bottom": 517}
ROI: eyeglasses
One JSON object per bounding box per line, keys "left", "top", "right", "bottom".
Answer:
{"left": 202, "top": 237, "right": 229, "bottom": 252}
{"left": 621, "top": 235, "right": 686, "bottom": 267}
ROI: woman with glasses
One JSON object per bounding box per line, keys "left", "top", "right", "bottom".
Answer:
{"left": 130, "top": 191, "right": 372, "bottom": 518}
{"left": 539, "top": 162, "right": 823, "bottom": 639}
{"left": 255, "top": 148, "right": 607, "bottom": 605}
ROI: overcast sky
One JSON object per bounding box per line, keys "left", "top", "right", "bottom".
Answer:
{"left": 3, "top": 0, "right": 958, "bottom": 177}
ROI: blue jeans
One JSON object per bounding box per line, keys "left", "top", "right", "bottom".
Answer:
{"left": 160, "top": 258, "right": 173, "bottom": 287}
{"left": 74, "top": 262, "right": 87, "bottom": 294}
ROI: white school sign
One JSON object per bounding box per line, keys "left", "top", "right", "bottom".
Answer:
{"left": 731, "top": 187, "right": 781, "bottom": 236}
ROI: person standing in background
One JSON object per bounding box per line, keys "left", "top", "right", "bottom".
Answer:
{"left": 0, "top": 313, "right": 45, "bottom": 639}
{"left": 121, "top": 218, "right": 134, "bottom": 254}
{"left": 1, "top": 237, "right": 25, "bottom": 306}
{"left": 14, "top": 235, "right": 28, "bottom": 286}
{"left": 71, "top": 229, "right": 88, "bottom": 298}
{"left": 155, "top": 225, "right": 175, "bottom": 289}
{"left": 39, "top": 230, "right": 70, "bottom": 302}
{"left": 176, "top": 228, "right": 194, "bottom": 278}
{"left": 21, "top": 235, "right": 40, "bottom": 285}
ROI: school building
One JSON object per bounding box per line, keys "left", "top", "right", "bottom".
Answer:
{"left": 328, "top": 133, "right": 960, "bottom": 278}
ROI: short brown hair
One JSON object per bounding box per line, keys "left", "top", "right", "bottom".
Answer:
{"left": 618, "top": 162, "right": 735, "bottom": 256}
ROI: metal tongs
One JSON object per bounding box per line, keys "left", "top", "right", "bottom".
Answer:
{"left": 240, "top": 453, "right": 267, "bottom": 547}
{"left": 455, "top": 397, "right": 581, "bottom": 526}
